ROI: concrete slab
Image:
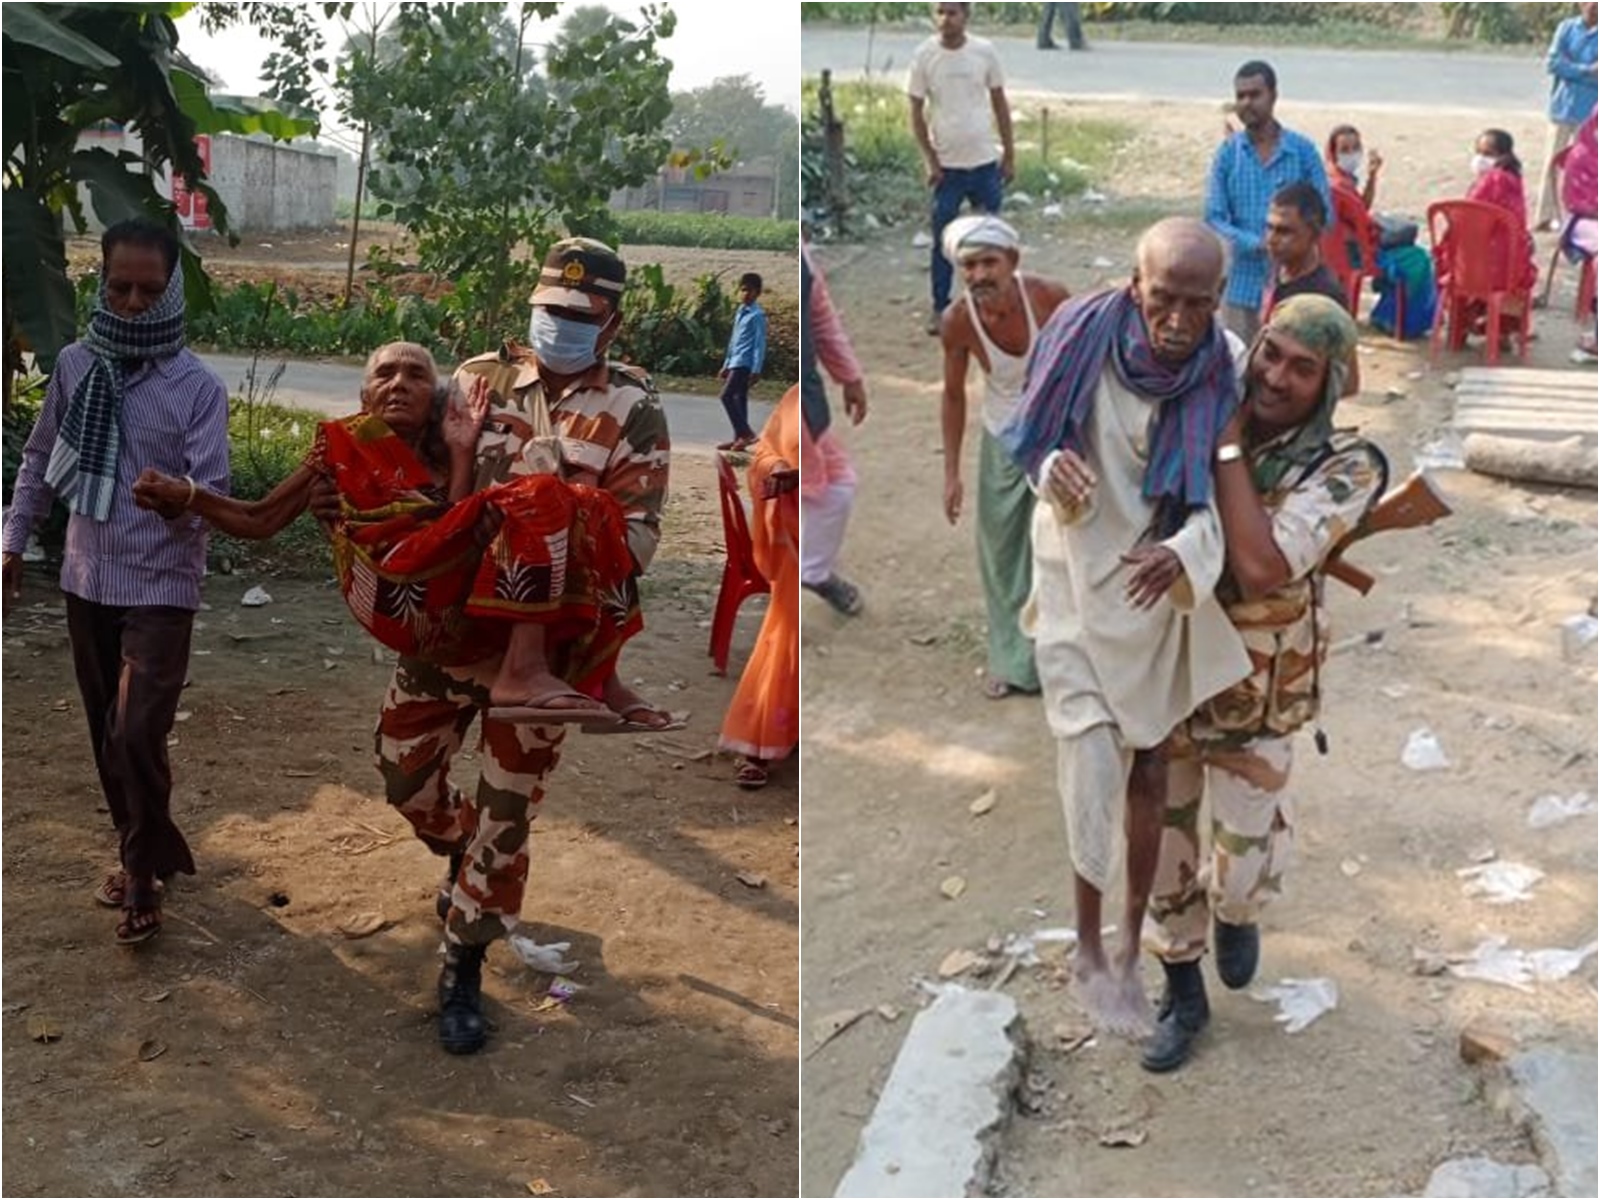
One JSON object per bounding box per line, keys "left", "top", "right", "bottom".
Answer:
{"left": 834, "top": 985, "right": 1023, "bottom": 1198}
{"left": 1422, "top": 1156, "right": 1551, "bottom": 1197}
{"left": 1509, "top": 1046, "right": 1598, "bottom": 1199}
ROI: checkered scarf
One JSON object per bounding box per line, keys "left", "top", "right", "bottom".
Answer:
{"left": 44, "top": 261, "right": 188, "bottom": 522}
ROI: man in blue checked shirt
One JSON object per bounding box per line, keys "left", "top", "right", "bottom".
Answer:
{"left": 1536, "top": 3, "right": 1598, "bottom": 230}
{"left": 1205, "top": 60, "right": 1332, "bottom": 343}
{"left": 717, "top": 272, "right": 767, "bottom": 451}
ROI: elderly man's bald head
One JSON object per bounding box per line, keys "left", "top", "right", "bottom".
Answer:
{"left": 1130, "top": 219, "right": 1227, "bottom": 363}
{"left": 1134, "top": 218, "right": 1227, "bottom": 288}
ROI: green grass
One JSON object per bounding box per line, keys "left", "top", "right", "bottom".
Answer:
{"left": 804, "top": 77, "right": 1132, "bottom": 226}
{"left": 213, "top": 390, "right": 328, "bottom": 577}
{"left": 611, "top": 209, "right": 798, "bottom": 252}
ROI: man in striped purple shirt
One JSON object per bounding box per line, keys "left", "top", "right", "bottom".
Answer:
{"left": 2, "top": 219, "right": 230, "bottom": 946}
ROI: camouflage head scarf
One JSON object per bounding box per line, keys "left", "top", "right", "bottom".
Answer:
{"left": 1247, "top": 293, "right": 1359, "bottom": 492}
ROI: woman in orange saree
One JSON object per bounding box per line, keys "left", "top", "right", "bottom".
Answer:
{"left": 718, "top": 385, "right": 801, "bottom": 789}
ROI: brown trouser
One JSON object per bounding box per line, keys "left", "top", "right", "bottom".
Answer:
{"left": 65, "top": 595, "right": 197, "bottom": 881}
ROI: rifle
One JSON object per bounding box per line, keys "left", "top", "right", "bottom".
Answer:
{"left": 1323, "top": 472, "right": 1452, "bottom": 595}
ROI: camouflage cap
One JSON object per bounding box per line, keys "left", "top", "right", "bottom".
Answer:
{"left": 529, "top": 236, "right": 627, "bottom": 315}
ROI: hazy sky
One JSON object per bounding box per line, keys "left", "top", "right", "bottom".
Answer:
{"left": 179, "top": 1, "right": 798, "bottom": 153}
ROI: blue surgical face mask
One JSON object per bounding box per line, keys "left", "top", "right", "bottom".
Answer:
{"left": 528, "top": 306, "right": 603, "bottom": 375}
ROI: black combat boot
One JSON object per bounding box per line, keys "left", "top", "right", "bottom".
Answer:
{"left": 437, "top": 942, "right": 488, "bottom": 1055}
{"left": 1213, "top": 918, "right": 1260, "bottom": 989}
{"left": 435, "top": 849, "right": 465, "bottom": 923}
{"left": 1140, "top": 959, "right": 1209, "bottom": 1073}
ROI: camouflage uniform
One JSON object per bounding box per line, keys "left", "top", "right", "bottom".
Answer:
{"left": 376, "top": 343, "right": 670, "bottom": 948}
{"left": 1148, "top": 433, "right": 1382, "bottom": 964}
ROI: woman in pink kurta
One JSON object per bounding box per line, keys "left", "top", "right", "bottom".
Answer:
{"left": 1465, "top": 128, "right": 1538, "bottom": 291}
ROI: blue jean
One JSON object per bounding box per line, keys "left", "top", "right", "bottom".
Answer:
{"left": 931, "top": 161, "right": 1005, "bottom": 312}
{"left": 720, "top": 365, "right": 754, "bottom": 439}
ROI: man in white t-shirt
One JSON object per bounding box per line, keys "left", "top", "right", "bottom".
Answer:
{"left": 908, "top": 1, "right": 1015, "bottom": 334}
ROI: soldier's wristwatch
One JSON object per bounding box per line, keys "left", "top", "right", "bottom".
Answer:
{"left": 1215, "top": 443, "right": 1244, "bottom": 464}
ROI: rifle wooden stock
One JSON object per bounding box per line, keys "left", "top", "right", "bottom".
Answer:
{"left": 1323, "top": 472, "right": 1453, "bottom": 594}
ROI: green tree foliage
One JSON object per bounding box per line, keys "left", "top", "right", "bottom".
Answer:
{"left": 667, "top": 76, "right": 799, "bottom": 218}
{"left": 2, "top": 1, "right": 318, "bottom": 396}
{"left": 350, "top": 2, "right": 678, "bottom": 350}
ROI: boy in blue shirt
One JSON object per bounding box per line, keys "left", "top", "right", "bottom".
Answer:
{"left": 718, "top": 272, "right": 767, "bottom": 451}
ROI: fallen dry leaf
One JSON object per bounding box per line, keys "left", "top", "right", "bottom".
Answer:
{"left": 338, "top": 912, "right": 387, "bottom": 939}
{"left": 969, "top": 789, "right": 998, "bottom": 816}
{"left": 1052, "top": 1018, "right": 1095, "bottom": 1053}
{"left": 876, "top": 1004, "right": 902, "bottom": 1022}
{"left": 526, "top": 1179, "right": 558, "bottom": 1196}
{"left": 143, "top": 1136, "right": 166, "bottom": 1148}
{"left": 27, "top": 1015, "right": 62, "bottom": 1043}
{"left": 811, "top": 1008, "right": 868, "bottom": 1049}
{"left": 938, "top": 948, "right": 984, "bottom": 978}
{"left": 141, "top": 989, "right": 172, "bottom": 1004}
{"left": 735, "top": 871, "right": 768, "bottom": 889}
{"left": 1099, "top": 1127, "right": 1148, "bottom": 1148}
{"left": 939, "top": 875, "right": 967, "bottom": 900}
{"left": 137, "top": 1038, "right": 167, "bottom": 1062}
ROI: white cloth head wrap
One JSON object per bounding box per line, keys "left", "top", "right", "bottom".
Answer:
{"left": 941, "top": 214, "right": 1021, "bottom": 265}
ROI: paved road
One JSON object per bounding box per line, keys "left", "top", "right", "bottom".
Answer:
{"left": 199, "top": 353, "right": 765, "bottom": 455}
{"left": 801, "top": 28, "right": 1547, "bottom": 115}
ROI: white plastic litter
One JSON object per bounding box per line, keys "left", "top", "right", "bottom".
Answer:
{"left": 1560, "top": 614, "right": 1599, "bottom": 659}
{"left": 1041, "top": 202, "right": 1063, "bottom": 218}
{"left": 1401, "top": 728, "right": 1450, "bottom": 771}
{"left": 240, "top": 586, "right": 273, "bottom": 607}
{"left": 1457, "top": 860, "right": 1545, "bottom": 903}
{"left": 999, "top": 926, "right": 1079, "bottom": 966}
{"left": 507, "top": 933, "right": 579, "bottom": 975}
{"left": 1413, "top": 434, "right": 1466, "bottom": 472}
{"left": 1090, "top": 255, "right": 1114, "bottom": 269}
{"left": 1008, "top": 190, "right": 1035, "bottom": 207}
{"left": 911, "top": 231, "right": 933, "bottom": 248}
{"left": 1252, "top": 977, "right": 1338, "bottom": 1032}
{"left": 1446, "top": 936, "right": 1598, "bottom": 991}
{"left": 1081, "top": 189, "right": 1109, "bottom": 204}
{"left": 1527, "top": 791, "right": 1596, "bottom": 829}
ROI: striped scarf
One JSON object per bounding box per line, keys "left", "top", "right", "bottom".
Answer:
{"left": 44, "top": 261, "right": 188, "bottom": 522}
{"left": 1000, "top": 286, "right": 1238, "bottom": 538}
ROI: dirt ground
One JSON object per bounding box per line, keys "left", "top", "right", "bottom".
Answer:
{"left": 1, "top": 453, "right": 799, "bottom": 1197}
{"left": 800, "top": 98, "right": 1597, "bottom": 1197}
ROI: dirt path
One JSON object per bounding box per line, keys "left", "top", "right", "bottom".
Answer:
{"left": 2, "top": 453, "right": 799, "bottom": 1198}
{"left": 800, "top": 98, "right": 1596, "bottom": 1197}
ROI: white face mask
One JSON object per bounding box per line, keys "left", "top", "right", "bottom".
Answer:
{"left": 1336, "top": 150, "right": 1364, "bottom": 178}
{"left": 1471, "top": 153, "right": 1497, "bottom": 176}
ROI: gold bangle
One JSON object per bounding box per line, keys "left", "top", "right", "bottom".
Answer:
{"left": 182, "top": 475, "right": 197, "bottom": 511}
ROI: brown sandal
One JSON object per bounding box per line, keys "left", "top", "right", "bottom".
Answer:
{"left": 96, "top": 871, "right": 164, "bottom": 909}
{"left": 115, "top": 880, "right": 163, "bottom": 946}
{"left": 94, "top": 871, "right": 128, "bottom": 908}
{"left": 736, "top": 759, "right": 769, "bottom": 790}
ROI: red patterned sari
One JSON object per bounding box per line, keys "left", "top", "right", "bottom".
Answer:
{"left": 315, "top": 414, "right": 641, "bottom": 688}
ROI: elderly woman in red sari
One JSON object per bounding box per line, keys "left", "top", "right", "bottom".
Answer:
{"left": 718, "top": 385, "right": 801, "bottom": 789}
{"left": 133, "top": 341, "right": 662, "bottom": 728}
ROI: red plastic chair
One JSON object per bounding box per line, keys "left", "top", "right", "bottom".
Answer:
{"left": 1540, "top": 144, "right": 1597, "bottom": 318}
{"left": 708, "top": 453, "right": 769, "bottom": 675}
{"left": 1427, "top": 199, "right": 1534, "bottom": 366}
{"left": 1322, "top": 186, "right": 1405, "bottom": 334}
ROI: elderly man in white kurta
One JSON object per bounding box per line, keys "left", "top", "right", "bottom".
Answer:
{"left": 1001, "top": 218, "right": 1250, "bottom": 1037}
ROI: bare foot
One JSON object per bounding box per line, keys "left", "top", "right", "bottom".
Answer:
{"left": 1073, "top": 952, "right": 1152, "bottom": 1040}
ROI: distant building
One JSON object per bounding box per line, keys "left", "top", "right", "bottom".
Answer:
{"left": 612, "top": 158, "right": 778, "bottom": 219}
{"left": 76, "top": 120, "right": 337, "bottom": 233}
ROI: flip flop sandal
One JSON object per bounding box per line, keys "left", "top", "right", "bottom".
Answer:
{"left": 585, "top": 704, "right": 690, "bottom": 735}
{"left": 95, "top": 872, "right": 165, "bottom": 908}
{"left": 735, "top": 761, "right": 769, "bottom": 790}
{"left": 115, "top": 883, "right": 163, "bottom": 946}
{"left": 983, "top": 677, "right": 1042, "bottom": 701}
{"left": 487, "top": 687, "right": 622, "bottom": 726}
{"left": 804, "top": 575, "right": 864, "bottom": 617}
{"left": 94, "top": 870, "right": 128, "bottom": 908}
